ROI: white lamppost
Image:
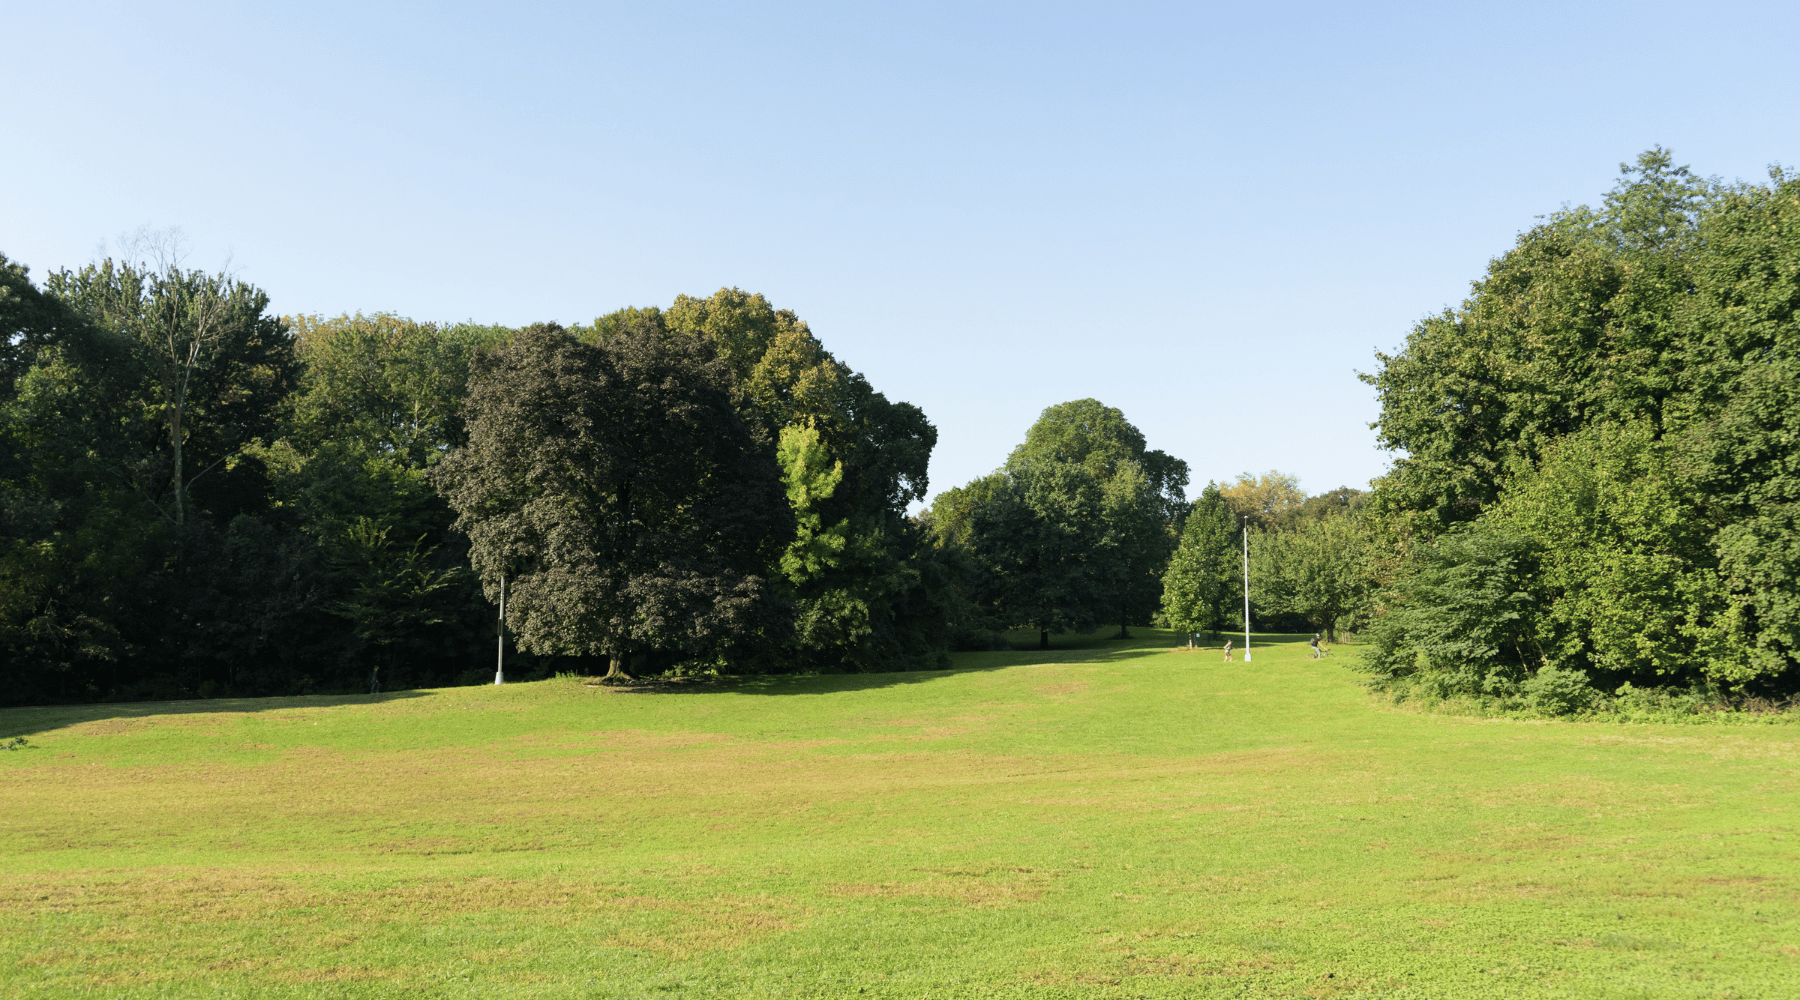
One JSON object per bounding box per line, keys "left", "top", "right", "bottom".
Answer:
{"left": 1241, "top": 516, "right": 1252, "bottom": 663}
{"left": 494, "top": 573, "right": 507, "bottom": 685}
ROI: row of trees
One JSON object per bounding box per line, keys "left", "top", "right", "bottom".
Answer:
{"left": 0, "top": 250, "right": 949, "bottom": 704}
{"left": 922, "top": 401, "right": 1374, "bottom": 649}
{"left": 16, "top": 148, "right": 1779, "bottom": 712}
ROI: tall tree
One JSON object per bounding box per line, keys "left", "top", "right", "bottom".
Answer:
{"left": 1161, "top": 482, "right": 1238, "bottom": 642}
{"left": 438, "top": 321, "right": 794, "bottom": 678}
{"left": 47, "top": 259, "right": 295, "bottom": 527}
{"left": 969, "top": 462, "right": 1109, "bottom": 648}
{"left": 1004, "top": 399, "right": 1188, "bottom": 636}
{"left": 1005, "top": 398, "right": 1188, "bottom": 515}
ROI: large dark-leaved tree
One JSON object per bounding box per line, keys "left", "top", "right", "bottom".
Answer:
{"left": 438, "top": 320, "right": 794, "bottom": 678}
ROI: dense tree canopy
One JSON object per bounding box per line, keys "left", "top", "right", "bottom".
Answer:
{"left": 1360, "top": 149, "right": 1800, "bottom": 703}
{"left": 0, "top": 269, "right": 947, "bottom": 704}
{"left": 11, "top": 145, "right": 1800, "bottom": 717}
{"left": 439, "top": 321, "right": 793, "bottom": 677}
{"left": 935, "top": 399, "right": 1187, "bottom": 647}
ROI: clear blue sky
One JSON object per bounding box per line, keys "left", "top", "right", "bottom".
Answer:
{"left": 8, "top": 1, "right": 1799, "bottom": 507}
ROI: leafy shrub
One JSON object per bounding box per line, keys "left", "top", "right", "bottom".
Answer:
{"left": 1360, "top": 524, "right": 1542, "bottom": 697}
{"left": 1520, "top": 664, "right": 1600, "bottom": 714}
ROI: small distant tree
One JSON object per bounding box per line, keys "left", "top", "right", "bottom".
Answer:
{"left": 1251, "top": 513, "right": 1378, "bottom": 642}
{"left": 1220, "top": 470, "right": 1305, "bottom": 531}
{"left": 1162, "top": 482, "right": 1237, "bottom": 642}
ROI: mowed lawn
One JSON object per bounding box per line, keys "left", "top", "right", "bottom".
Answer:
{"left": 3, "top": 632, "right": 1797, "bottom": 999}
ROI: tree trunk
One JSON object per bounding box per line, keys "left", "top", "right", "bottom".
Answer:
{"left": 1039, "top": 630, "right": 1049, "bottom": 649}
{"left": 168, "top": 403, "right": 185, "bottom": 525}
{"left": 602, "top": 651, "right": 632, "bottom": 680}
{"left": 1325, "top": 622, "right": 1337, "bottom": 643}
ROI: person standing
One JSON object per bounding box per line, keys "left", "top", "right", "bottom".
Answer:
{"left": 1222, "top": 639, "right": 1234, "bottom": 663}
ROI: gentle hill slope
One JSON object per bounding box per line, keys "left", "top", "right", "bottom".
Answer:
{"left": 3, "top": 631, "right": 1795, "bottom": 998}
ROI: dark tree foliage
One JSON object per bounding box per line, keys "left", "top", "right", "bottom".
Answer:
{"left": 3, "top": 262, "right": 945, "bottom": 705}
{"left": 438, "top": 321, "right": 794, "bottom": 677}
{"left": 968, "top": 462, "right": 1110, "bottom": 649}
{"left": 1005, "top": 399, "right": 1187, "bottom": 635}
{"left": 648, "top": 288, "right": 950, "bottom": 673}
{"left": 933, "top": 399, "right": 1188, "bottom": 648}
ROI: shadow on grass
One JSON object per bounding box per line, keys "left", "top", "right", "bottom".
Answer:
{"left": 0, "top": 690, "right": 434, "bottom": 740}
{"left": 597, "top": 629, "right": 1321, "bottom": 698}
{"left": 1, "top": 631, "right": 1329, "bottom": 731}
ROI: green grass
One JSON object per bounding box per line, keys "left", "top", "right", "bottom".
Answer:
{"left": 3, "top": 629, "right": 1796, "bottom": 998}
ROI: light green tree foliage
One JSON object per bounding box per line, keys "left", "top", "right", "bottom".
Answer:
{"left": 1005, "top": 398, "right": 1188, "bottom": 517}
{"left": 1161, "top": 482, "right": 1238, "bottom": 641}
{"left": 777, "top": 423, "right": 850, "bottom": 584}
{"left": 1250, "top": 512, "right": 1377, "bottom": 642}
{"left": 289, "top": 313, "right": 506, "bottom": 469}
{"left": 1362, "top": 149, "right": 1800, "bottom": 702}
{"left": 660, "top": 289, "right": 844, "bottom": 430}
{"left": 1220, "top": 470, "right": 1306, "bottom": 531}
{"left": 1678, "top": 173, "right": 1800, "bottom": 683}
{"left": 1363, "top": 148, "right": 1717, "bottom": 536}
{"left": 1361, "top": 526, "right": 1543, "bottom": 698}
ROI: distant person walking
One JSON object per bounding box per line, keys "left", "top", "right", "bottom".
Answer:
{"left": 1222, "top": 639, "right": 1234, "bottom": 663}
{"left": 370, "top": 665, "right": 381, "bottom": 695}
{"left": 1310, "top": 633, "right": 1321, "bottom": 659}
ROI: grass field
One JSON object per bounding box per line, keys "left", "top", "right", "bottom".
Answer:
{"left": 3, "top": 630, "right": 1797, "bottom": 998}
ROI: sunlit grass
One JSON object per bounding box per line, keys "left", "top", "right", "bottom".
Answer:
{"left": 3, "top": 629, "right": 1796, "bottom": 997}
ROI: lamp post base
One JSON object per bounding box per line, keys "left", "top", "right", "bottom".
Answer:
{"left": 493, "top": 672, "right": 505, "bottom": 685}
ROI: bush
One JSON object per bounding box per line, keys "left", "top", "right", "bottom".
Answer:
{"left": 1520, "top": 664, "right": 1600, "bottom": 714}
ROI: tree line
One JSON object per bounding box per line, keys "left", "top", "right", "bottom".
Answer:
{"left": 0, "top": 238, "right": 1372, "bottom": 707}
{"left": 923, "top": 403, "right": 1368, "bottom": 649}
{"left": 0, "top": 268, "right": 950, "bottom": 704}
{"left": 928, "top": 147, "right": 1800, "bottom": 714}
{"left": 11, "top": 146, "right": 1791, "bottom": 714}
